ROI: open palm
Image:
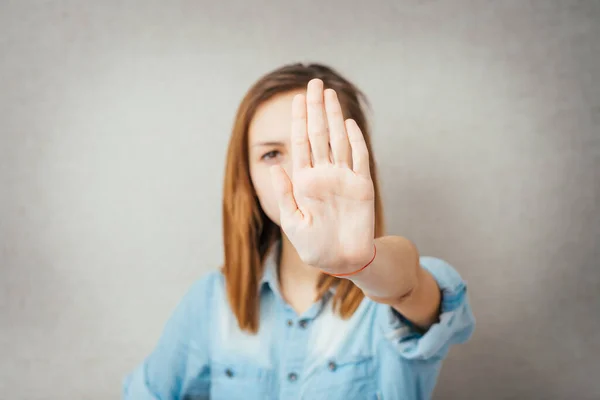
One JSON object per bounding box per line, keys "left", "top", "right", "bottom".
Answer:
{"left": 270, "top": 79, "right": 375, "bottom": 274}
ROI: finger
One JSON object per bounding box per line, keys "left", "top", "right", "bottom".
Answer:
{"left": 324, "top": 89, "right": 351, "bottom": 167}
{"left": 345, "top": 119, "right": 371, "bottom": 177}
{"left": 291, "top": 93, "right": 311, "bottom": 170}
{"left": 270, "top": 165, "right": 301, "bottom": 222}
{"left": 306, "top": 79, "right": 330, "bottom": 165}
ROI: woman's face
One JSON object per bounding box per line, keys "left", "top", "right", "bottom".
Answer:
{"left": 248, "top": 90, "right": 303, "bottom": 226}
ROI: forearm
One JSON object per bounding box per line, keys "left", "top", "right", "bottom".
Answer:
{"left": 349, "top": 236, "right": 441, "bottom": 329}
{"left": 348, "top": 236, "right": 418, "bottom": 299}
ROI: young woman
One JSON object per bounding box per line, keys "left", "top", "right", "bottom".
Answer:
{"left": 123, "top": 63, "right": 475, "bottom": 400}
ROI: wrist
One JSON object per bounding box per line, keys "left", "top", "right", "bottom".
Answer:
{"left": 349, "top": 236, "right": 421, "bottom": 300}
{"left": 323, "top": 244, "right": 377, "bottom": 278}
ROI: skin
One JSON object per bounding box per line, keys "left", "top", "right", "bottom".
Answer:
{"left": 248, "top": 79, "right": 441, "bottom": 329}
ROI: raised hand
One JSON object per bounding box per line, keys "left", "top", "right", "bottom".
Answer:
{"left": 269, "top": 79, "right": 375, "bottom": 274}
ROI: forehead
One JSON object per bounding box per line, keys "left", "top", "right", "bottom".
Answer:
{"left": 248, "top": 90, "right": 303, "bottom": 144}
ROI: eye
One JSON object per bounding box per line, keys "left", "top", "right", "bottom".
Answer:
{"left": 261, "top": 150, "right": 280, "bottom": 161}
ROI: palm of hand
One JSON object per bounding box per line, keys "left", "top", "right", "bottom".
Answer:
{"left": 270, "top": 79, "right": 375, "bottom": 273}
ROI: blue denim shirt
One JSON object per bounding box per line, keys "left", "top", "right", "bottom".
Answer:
{"left": 123, "top": 247, "right": 474, "bottom": 400}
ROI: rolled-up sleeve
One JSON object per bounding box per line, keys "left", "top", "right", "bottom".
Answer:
{"left": 377, "top": 257, "right": 475, "bottom": 361}
{"left": 122, "top": 273, "right": 216, "bottom": 399}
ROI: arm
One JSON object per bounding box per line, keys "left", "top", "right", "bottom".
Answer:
{"left": 269, "top": 79, "right": 475, "bottom": 369}
{"left": 122, "top": 275, "right": 214, "bottom": 399}
{"left": 374, "top": 256, "right": 475, "bottom": 362}
{"left": 348, "top": 235, "right": 441, "bottom": 330}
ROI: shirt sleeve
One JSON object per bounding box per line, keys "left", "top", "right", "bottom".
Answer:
{"left": 376, "top": 257, "right": 475, "bottom": 361}
{"left": 122, "top": 272, "right": 217, "bottom": 399}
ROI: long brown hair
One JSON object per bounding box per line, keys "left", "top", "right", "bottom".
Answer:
{"left": 222, "top": 63, "right": 385, "bottom": 333}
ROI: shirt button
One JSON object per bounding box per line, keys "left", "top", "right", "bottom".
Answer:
{"left": 298, "top": 319, "right": 308, "bottom": 329}
{"left": 225, "top": 368, "right": 234, "bottom": 378}
{"left": 328, "top": 361, "right": 337, "bottom": 371}
{"left": 288, "top": 372, "right": 298, "bottom": 382}
{"left": 287, "top": 319, "right": 293, "bottom": 327}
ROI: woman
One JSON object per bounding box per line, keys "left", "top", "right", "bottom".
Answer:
{"left": 123, "top": 63, "right": 475, "bottom": 400}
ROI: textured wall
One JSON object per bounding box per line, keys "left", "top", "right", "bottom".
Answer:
{"left": 1, "top": 1, "right": 598, "bottom": 398}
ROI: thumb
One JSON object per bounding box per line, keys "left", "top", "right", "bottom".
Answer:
{"left": 270, "top": 165, "right": 299, "bottom": 221}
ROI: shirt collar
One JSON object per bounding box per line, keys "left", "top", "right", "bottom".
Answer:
{"left": 259, "top": 240, "right": 336, "bottom": 295}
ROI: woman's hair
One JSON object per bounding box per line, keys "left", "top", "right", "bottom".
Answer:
{"left": 222, "top": 63, "right": 385, "bottom": 333}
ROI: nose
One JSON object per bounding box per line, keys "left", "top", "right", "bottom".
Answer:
{"left": 281, "top": 159, "right": 293, "bottom": 180}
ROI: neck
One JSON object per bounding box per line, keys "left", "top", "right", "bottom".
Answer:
{"left": 278, "top": 231, "right": 322, "bottom": 292}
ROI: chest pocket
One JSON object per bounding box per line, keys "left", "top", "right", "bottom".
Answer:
{"left": 209, "top": 358, "right": 275, "bottom": 400}
{"left": 302, "top": 354, "right": 377, "bottom": 400}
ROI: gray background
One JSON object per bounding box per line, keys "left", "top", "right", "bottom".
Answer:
{"left": 1, "top": 1, "right": 599, "bottom": 399}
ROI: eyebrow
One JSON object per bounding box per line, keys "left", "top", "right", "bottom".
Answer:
{"left": 251, "top": 141, "right": 285, "bottom": 147}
